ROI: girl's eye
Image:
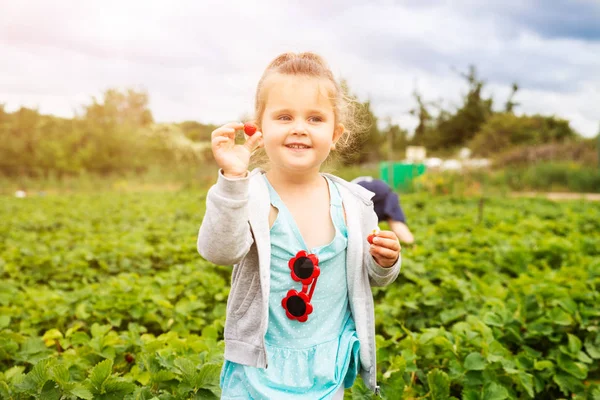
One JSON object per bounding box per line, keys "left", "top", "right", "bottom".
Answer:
{"left": 278, "top": 115, "right": 291, "bottom": 121}
{"left": 309, "top": 116, "right": 323, "bottom": 122}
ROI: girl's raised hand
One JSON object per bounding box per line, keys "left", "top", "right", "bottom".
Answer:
{"left": 211, "top": 122, "right": 263, "bottom": 178}
{"left": 369, "top": 230, "right": 401, "bottom": 268}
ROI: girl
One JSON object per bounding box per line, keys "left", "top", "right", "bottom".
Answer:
{"left": 197, "top": 52, "right": 401, "bottom": 399}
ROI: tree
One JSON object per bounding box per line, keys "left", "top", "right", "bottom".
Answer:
{"left": 504, "top": 83, "right": 520, "bottom": 113}
{"left": 337, "top": 79, "right": 384, "bottom": 164}
{"left": 469, "top": 113, "right": 579, "bottom": 156}
{"left": 79, "top": 88, "right": 154, "bottom": 174}
{"left": 178, "top": 121, "right": 218, "bottom": 142}
{"left": 83, "top": 88, "right": 153, "bottom": 128}
{"left": 418, "top": 65, "right": 493, "bottom": 151}
{"left": 409, "top": 90, "right": 433, "bottom": 146}
{"left": 382, "top": 119, "right": 409, "bottom": 160}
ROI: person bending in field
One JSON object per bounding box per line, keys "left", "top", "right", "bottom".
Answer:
{"left": 351, "top": 176, "right": 415, "bottom": 245}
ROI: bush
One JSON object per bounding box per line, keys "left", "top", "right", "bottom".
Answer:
{"left": 469, "top": 113, "right": 578, "bottom": 157}
{"left": 494, "top": 141, "right": 597, "bottom": 168}
{"left": 504, "top": 163, "right": 600, "bottom": 193}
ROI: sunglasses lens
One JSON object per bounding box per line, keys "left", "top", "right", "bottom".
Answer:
{"left": 287, "top": 295, "right": 307, "bottom": 317}
{"left": 293, "top": 257, "right": 314, "bottom": 280}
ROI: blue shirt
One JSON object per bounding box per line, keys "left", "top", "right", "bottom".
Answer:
{"left": 220, "top": 175, "right": 360, "bottom": 399}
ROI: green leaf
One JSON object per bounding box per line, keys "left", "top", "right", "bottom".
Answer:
{"left": 193, "top": 388, "right": 219, "bottom": 399}
{"left": 69, "top": 383, "right": 94, "bottom": 399}
{"left": 40, "top": 380, "right": 61, "bottom": 400}
{"left": 534, "top": 360, "right": 554, "bottom": 371}
{"left": 42, "top": 329, "right": 64, "bottom": 342}
{"left": 88, "top": 359, "right": 113, "bottom": 393}
{"left": 462, "top": 388, "right": 479, "bottom": 400}
{"left": 482, "top": 382, "right": 508, "bottom": 400}
{"left": 18, "top": 338, "right": 52, "bottom": 363}
{"left": 517, "top": 372, "right": 534, "bottom": 398}
{"left": 482, "top": 312, "right": 504, "bottom": 327}
{"left": 102, "top": 379, "right": 136, "bottom": 398}
{"left": 464, "top": 371, "right": 484, "bottom": 387}
{"left": 0, "top": 381, "right": 10, "bottom": 398}
{"left": 174, "top": 357, "right": 198, "bottom": 387}
{"left": 548, "top": 307, "right": 573, "bottom": 326}
{"left": 150, "top": 370, "right": 177, "bottom": 383}
{"left": 567, "top": 334, "right": 582, "bottom": 354}
{"left": 50, "top": 363, "right": 70, "bottom": 386}
{"left": 462, "top": 383, "right": 508, "bottom": 400}
{"left": 555, "top": 297, "right": 578, "bottom": 314}
{"left": 17, "top": 358, "right": 53, "bottom": 392}
{"left": 350, "top": 377, "right": 374, "bottom": 399}
{"left": 515, "top": 353, "right": 534, "bottom": 370}
{"left": 588, "top": 384, "right": 600, "bottom": 400}
{"left": 577, "top": 351, "right": 593, "bottom": 364}
{"left": 553, "top": 373, "right": 585, "bottom": 396}
{"left": 201, "top": 325, "right": 218, "bottom": 340}
{"left": 0, "top": 315, "right": 10, "bottom": 329}
{"left": 75, "top": 303, "right": 90, "bottom": 320}
{"left": 196, "top": 363, "right": 221, "bottom": 391}
{"left": 427, "top": 369, "right": 450, "bottom": 400}
{"left": 557, "top": 353, "right": 588, "bottom": 379}
{"left": 585, "top": 336, "right": 600, "bottom": 359}
{"left": 440, "top": 308, "right": 467, "bottom": 324}
{"left": 4, "top": 366, "right": 26, "bottom": 382}
{"left": 91, "top": 324, "right": 112, "bottom": 339}
{"left": 464, "top": 353, "right": 487, "bottom": 371}
{"left": 126, "top": 386, "right": 155, "bottom": 400}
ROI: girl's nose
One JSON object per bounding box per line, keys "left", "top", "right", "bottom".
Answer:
{"left": 291, "top": 121, "right": 308, "bottom": 135}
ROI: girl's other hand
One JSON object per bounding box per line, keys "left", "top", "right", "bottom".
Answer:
{"left": 211, "top": 122, "right": 263, "bottom": 178}
{"left": 369, "top": 230, "right": 401, "bottom": 268}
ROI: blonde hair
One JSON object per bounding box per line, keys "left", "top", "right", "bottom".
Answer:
{"left": 250, "top": 52, "right": 366, "bottom": 167}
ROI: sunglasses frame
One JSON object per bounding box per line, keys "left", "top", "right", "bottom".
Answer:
{"left": 281, "top": 250, "right": 320, "bottom": 322}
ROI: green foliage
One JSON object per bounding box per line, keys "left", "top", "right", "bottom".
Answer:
{"left": 0, "top": 70, "right": 591, "bottom": 182}
{"left": 407, "top": 66, "right": 585, "bottom": 157}
{"left": 374, "top": 196, "right": 600, "bottom": 398}
{"left": 0, "top": 89, "right": 212, "bottom": 179}
{"left": 178, "top": 121, "right": 218, "bottom": 143}
{"left": 1, "top": 191, "right": 599, "bottom": 399}
{"left": 503, "top": 162, "right": 600, "bottom": 193}
{"left": 469, "top": 113, "right": 578, "bottom": 157}
{"left": 494, "top": 141, "right": 597, "bottom": 168}
{"left": 414, "top": 66, "right": 494, "bottom": 151}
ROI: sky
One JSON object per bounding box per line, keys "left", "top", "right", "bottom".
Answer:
{"left": 1, "top": 0, "right": 599, "bottom": 137}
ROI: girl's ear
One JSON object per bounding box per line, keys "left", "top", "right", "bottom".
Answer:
{"left": 331, "top": 123, "right": 345, "bottom": 150}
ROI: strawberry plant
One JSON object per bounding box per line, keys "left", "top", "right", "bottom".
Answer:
{"left": 1, "top": 192, "right": 599, "bottom": 399}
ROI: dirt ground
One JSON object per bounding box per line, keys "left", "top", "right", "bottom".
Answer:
{"left": 511, "top": 192, "right": 600, "bottom": 201}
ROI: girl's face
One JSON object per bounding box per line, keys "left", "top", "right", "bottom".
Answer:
{"left": 260, "top": 74, "right": 344, "bottom": 176}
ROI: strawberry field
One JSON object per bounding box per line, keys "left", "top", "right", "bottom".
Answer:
{"left": 1, "top": 192, "right": 599, "bottom": 399}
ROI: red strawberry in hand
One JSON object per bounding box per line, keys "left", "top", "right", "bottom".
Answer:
{"left": 367, "top": 228, "right": 379, "bottom": 245}
{"left": 244, "top": 122, "right": 257, "bottom": 136}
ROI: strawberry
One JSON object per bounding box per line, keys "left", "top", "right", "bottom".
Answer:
{"left": 244, "top": 122, "right": 257, "bottom": 136}
{"left": 367, "top": 234, "right": 376, "bottom": 244}
{"left": 367, "top": 228, "right": 380, "bottom": 245}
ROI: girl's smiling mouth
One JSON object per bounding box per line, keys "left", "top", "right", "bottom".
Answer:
{"left": 285, "top": 143, "right": 312, "bottom": 150}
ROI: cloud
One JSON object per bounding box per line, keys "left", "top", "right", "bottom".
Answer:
{"left": 0, "top": 0, "right": 598, "bottom": 137}
{"left": 490, "top": 0, "right": 600, "bottom": 41}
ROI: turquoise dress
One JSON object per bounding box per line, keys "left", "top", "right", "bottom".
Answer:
{"left": 220, "top": 175, "right": 360, "bottom": 400}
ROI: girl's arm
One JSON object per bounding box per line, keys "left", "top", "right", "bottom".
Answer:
{"left": 197, "top": 170, "right": 254, "bottom": 266}
{"left": 198, "top": 121, "right": 263, "bottom": 266}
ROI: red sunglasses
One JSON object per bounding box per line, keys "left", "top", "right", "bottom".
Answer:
{"left": 281, "top": 250, "right": 320, "bottom": 322}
